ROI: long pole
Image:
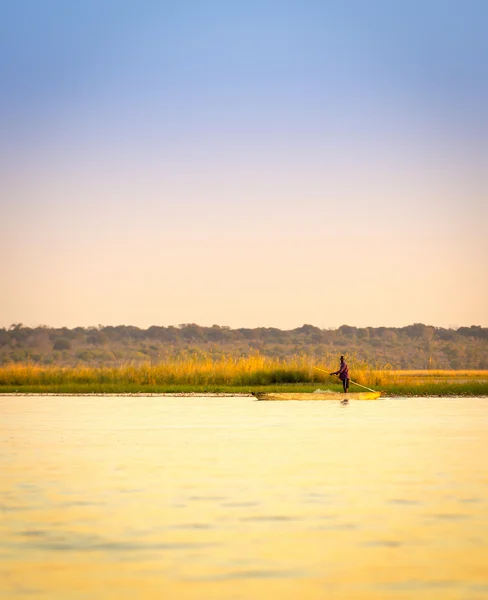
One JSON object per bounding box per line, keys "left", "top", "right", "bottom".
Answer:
{"left": 313, "top": 366, "right": 377, "bottom": 393}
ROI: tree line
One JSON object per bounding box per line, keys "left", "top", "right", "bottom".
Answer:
{"left": 1, "top": 323, "right": 487, "bottom": 369}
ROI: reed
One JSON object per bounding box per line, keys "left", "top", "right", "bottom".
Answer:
{"left": 0, "top": 354, "right": 387, "bottom": 387}
{"left": 0, "top": 356, "right": 486, "bottom": 395}
{"left": 390, "top": 370, "right": 488, "bottom": 381}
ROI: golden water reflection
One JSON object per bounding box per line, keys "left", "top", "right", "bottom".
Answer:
{"left": 1, "top": 396, "right": 488, "bottom": 599}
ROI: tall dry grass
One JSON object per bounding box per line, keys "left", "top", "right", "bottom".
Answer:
{"left": 391, "top": 370, "right": 488, "bottom": 381}
{"left": 0, "top": 353, "right": 393, "bottom": 388}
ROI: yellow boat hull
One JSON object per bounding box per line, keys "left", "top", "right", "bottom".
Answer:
{"left": 255, "top": 391, "right": 381, "bottom": 401}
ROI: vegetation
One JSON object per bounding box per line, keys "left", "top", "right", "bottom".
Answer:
{"left": 1, "top": 323, "right": 487, "bottom": 370}
{"left": 0, "top": 357, "right": 487, "bottom": 396}
{"left": 1, "top": 323, "right": 486, "bottom": 395}
{"left": 0, "top": 354, "right": 380, "bottom": 387}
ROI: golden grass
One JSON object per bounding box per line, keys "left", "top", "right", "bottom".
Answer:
{"left": 391, "top": 370, "right": 488, "bottom": 381}
{"left": 1, "top": 357, "right": 486, "bottom": 392}
{"left": 0, "top": 354, "right": 391, "bottom": 387}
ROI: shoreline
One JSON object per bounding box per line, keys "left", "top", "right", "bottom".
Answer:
{"left": 0, "top": 392, "right": 253, "bottom": 397}
{"left": 1, "top": 392, "right": 487, "bottom": 398}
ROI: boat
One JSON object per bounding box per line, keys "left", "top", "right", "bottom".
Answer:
{"left": 254, "top": 391, "right": 381, "bottom": 401}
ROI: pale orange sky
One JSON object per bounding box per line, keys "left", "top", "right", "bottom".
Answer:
{"left": 2, "top": 147, "right": 486, "bottom": 329}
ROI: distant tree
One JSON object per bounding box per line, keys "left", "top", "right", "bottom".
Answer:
{"left": 180, "top": 324, "right": 205, "bottom": 342}
{"left": 338, "top": 325, "right": 357, "bottom": 337}
{"left": 294, "top": 324, "right": 322, "bottom": 336}
{"left": 207, "top": 325, "right": 225, "bottom": 342}
{"left": 458, "top": 326, "right": 488, "bottom": 340}
{"left": 403, "top": 323, "right": 428, "bottom": 339}
{"left": 1, "top": 322, "right": 487, "bottom": 370}
{"left": 86, "top": 331, "right": 108, "bottom": 346}
{"left": 53, "top": 338, "right": 72, "bottom": 351}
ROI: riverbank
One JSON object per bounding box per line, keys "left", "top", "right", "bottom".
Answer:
{"left": 1, "top": 382, "right": 487, "bottom": 396}
{"left": 1, "top": 363, "right": 487, "bottom": 396}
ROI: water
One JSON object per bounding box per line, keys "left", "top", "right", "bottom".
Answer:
{"left": 1, "top": 395, "right": 488, "bottom": 599}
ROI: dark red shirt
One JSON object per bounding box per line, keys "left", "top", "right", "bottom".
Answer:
{"left": 339, "top": 361, "right": 349, "bottom": 380}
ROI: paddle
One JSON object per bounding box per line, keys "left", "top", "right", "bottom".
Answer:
{"left": 313, "top": 366, "right": 377, "bottom": 393}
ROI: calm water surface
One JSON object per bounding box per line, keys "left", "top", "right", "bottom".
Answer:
{"left": 1, "top": 396, "right": 488, "bottom": 599}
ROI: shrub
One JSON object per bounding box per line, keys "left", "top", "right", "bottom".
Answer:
{"left": 53, "top": 339, "right": 72, "bottom": 351}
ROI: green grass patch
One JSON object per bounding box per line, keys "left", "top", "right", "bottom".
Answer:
{"left": 381, "top": 381, "right": 488, "bottom": 396}
{"left": 1, "top": 381, "right": 487, "bottom": 396}
{"left": 0, "top": 382, "right": 332, "bottom": 395}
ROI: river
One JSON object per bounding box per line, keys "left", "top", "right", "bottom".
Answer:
{"left": 1, "top": 395, "right": 488, "bottom": 599}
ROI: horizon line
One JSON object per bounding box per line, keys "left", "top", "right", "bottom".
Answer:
{"left": 2, "top": 323, "right": 485, "bottom": 332}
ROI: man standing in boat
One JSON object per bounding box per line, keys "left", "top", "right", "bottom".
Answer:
{"left": 331, "top": 356, "right": 350, "bottom": 394}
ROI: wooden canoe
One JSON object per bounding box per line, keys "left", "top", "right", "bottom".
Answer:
{"left": 254, "top": 391, "right": 381, "bottom": 401}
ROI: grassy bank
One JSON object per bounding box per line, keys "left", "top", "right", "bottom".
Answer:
{"left": 0, "top": 360, "right": 487, "bottom": 395}
{"left": 0, "top": 383, "right": 487, "bottom": 396}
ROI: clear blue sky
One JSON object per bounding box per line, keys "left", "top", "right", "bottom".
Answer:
{"left": 1, "top": 1, "right": 487, "bottom": 329}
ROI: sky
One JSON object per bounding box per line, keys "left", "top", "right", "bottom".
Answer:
{"left": 1, "top": 0, "right": 487, "bottom": 330}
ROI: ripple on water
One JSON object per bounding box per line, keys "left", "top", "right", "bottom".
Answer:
{"left": 314, "top": 523, "right": 357, "bottom": 531}
{"left": 188, "top": 496, "right": 227, "bottom": 501}
{"left": 0, "top": 504, "right": 31, "bottom": 512}
{"left": 221, "top": 501, "right": 259, "bottom": 507}
{"left": 60, "top": 499, "right": 104, "bottom": 507}
{"left": 469, "top": 584, "right": 488, "bottom": 594}
{"left": 361, "top": 539, "right": 402, "bottom": 548}
{"left": 430, "top": 513, "right": 471, "bottom": 520}
{"left": 14, "top": 530, "right": 219, "bottom": 553}
{"left": 240, "top": 515, "right": 298, "bottom": 522}
{"left": 11, "top": 585, "right": 45, "bottom": 596}
{"left": 377, "top": 579, "right": 461, "bottom": 591}
{"left": 167, "top": 523, "right": 213, "bottom": 530}
{"left": 18, "top": 530, "right": 45, "bottom": 537}
{"left": 304, "top": 492, "right": 333, "bottom": 504}
{"left": 182, "top": 568, "right": 306, "bottom": 581}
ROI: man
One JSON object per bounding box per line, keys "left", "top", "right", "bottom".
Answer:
{"left": 331, "top": 355, "right": 350, "bottom": 394}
